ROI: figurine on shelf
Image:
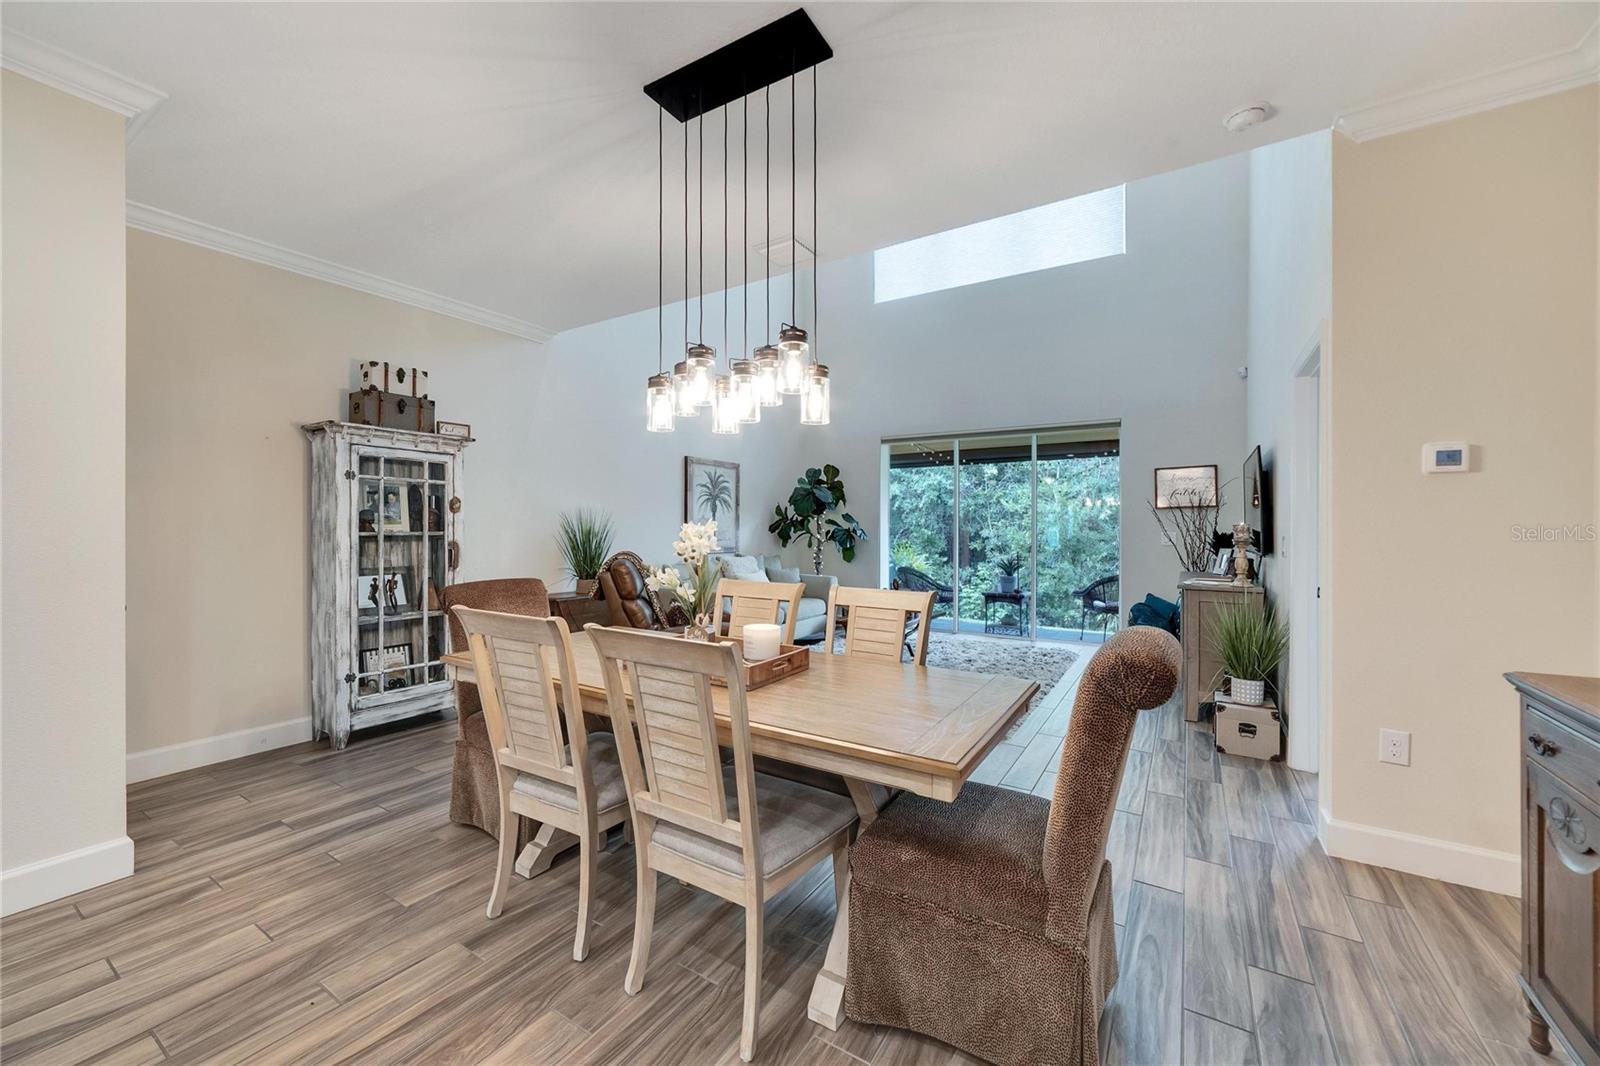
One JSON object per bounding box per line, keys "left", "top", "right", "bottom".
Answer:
{"left": 384, "top": 573, "right": 401, "bottom": 611}
{"left": 1232, "top": 522, "right": 1253, "bottom": 586}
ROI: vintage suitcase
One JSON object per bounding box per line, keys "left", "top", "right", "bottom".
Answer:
{"left": 1214, "top": 697, "right": 1283, "bottom": 760}
{"left": 359, "top": 361, "right": 429, "bottom": 397}
{"left": 348, "top": 388, "right": 437, "bottom": 433}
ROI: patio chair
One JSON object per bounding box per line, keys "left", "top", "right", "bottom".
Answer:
{"left": 1072, "top": 575, "right": 1119, "bottom": 637}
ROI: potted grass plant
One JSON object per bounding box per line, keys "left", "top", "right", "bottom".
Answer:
{"left": 556, "top": 509, "right": 615, "bottom": 595}
{"left": 1210, "top": 604, "right": 1289, "bottom": 706}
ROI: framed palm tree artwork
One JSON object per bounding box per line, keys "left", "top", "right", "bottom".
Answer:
{"left": 684, "top": 456, "right": 739, "bottom": 551}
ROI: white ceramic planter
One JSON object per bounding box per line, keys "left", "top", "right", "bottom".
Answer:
{"left": 1229, "top": 677, "right": 1266, "bottom": 705}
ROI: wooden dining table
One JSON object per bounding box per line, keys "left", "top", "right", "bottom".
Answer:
{"left": 443, "top": 632, "right": 1038, "bottom": 1031}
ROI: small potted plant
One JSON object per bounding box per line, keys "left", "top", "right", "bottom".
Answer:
{"left": 1210, "top": 604, "right": 1289, "bottom": 706}
{"left": 647, "top": 520, "right": 722, "bottom": 641}
{"left": 995, "top": 556, "right": 1023, "bottom": 594}
{"left": 556, "top": 509, "right": 615, "bottom": 595}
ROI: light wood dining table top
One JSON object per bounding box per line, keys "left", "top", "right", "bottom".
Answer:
{"left": 442, "top": 630, "right": 1039, "bottom": 802}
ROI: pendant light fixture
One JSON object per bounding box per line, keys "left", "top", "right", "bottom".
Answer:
{"left": 729, "top": 86, "right": 760, "bottom": 423}
{"left": 800, "top": 63, "right": 831, "bottom": 425}
{"left": 753, "top": 82, "right": 783, "bottom": 406}
{"left": 646, "top": 106, "right": 675, "bottom": 432}
{"left": 776, "top": 59, "right": 810, "bottom": 395}
{"left": 641, "top": 9, "right": 831, "bottom": 434}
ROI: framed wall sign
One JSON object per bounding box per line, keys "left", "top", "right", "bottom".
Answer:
{"left": 1153, "top": 465, "right": 1219, "bottom": 509}
{"left": 437, "top": 421, "right": 472, "bottom": 439}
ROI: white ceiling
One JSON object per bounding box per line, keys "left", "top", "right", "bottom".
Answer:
{"left": 4, "top": 2, "right": 1596, "bottom": 338}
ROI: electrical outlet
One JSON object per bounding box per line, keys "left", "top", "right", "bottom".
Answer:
{"left": 1379, "top": 729, "right": 1411, "bottom": 766}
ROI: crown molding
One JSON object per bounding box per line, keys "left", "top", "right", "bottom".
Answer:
{"left": 1, "top": 28, "right": 167, "bottom": 142}
{"left": 126, "top": 203, "right": 553, "bottom": 343}
{"left": 1336, "top": 18, "right": 1600, "bottom": 142}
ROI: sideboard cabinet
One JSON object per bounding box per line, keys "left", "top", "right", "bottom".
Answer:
{"left": 1178, "top": 576, "right": 1264, "bottom": 722}
{"left": 305, "top": 421, "right": 471, "bottom": 748}
{"left": 1510, "top": 671, "right": 1600, "bottom": 1066}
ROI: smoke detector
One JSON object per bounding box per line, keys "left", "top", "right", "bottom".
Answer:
{"left": 1224, "top": 102, "right": 1273, "bottom": 133}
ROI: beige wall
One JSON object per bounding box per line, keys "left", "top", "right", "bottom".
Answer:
{"left": 125, "top": 230, "right": 545, "bottom": 764}
{"left": 1327, "top": 86, "right": 1599, "bottom": 890}
{"left": 1, "top": 71, "right": 131, "bottom": 912}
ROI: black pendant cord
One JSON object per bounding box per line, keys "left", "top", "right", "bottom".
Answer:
{"left": 764, "top": 83, "right": 771, "bottom": 343}
{"left": 790, "top": 56, "right": 797, "bottom": 326}
{"left": 657, "top": 106, "right": 663, "bottom": 373}
{"left": 812, "top": 63, "right": 818, "bottom": 361}
{"left": 722, "top": 104, "right": 728, "bottom": 368}
{"left": 742, "top": 88, "right": 748, "bottom": 356}
{"left": 683, "top": 102, "right": 689, "bottom": 353}
{"left": 698, "top": 109, "right": 704, "bottom": 345}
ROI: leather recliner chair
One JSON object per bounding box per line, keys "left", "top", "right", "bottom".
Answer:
{"left": 596, "top": 551, "right": 682, "bottom": 629}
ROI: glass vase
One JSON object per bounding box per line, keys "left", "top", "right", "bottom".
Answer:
{"left": 684, "top": 613, "right": 715, "bottom": 642}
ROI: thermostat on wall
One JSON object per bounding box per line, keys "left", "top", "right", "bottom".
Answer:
{"left": 1423, "top": 441, "right": 1471, "bottom": 473}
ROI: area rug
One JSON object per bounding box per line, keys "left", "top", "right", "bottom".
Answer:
{"left": 833, "top": 632, "right": 1079, "bottom": 702}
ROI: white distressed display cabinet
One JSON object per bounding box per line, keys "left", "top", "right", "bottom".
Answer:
{"left": 304, "top": 421, "right": 470, "bottom": 748}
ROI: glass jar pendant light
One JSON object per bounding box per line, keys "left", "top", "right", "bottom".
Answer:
{"left": 800, "top": 363, "right": 830, "bottom": 424}
{"left": 729, "top": 358, "right": 760, "bottom": 422}
{"left": 753, "top": 345, "right": 782, "bottom": 406}
{"left": 777, "top": 324, "right": 809, "bottom": 394}
{"left": 647, "top": 372, "right": 675, "bottom": 432}
{"left": 711, "top": 376, "right": 740, "bottom": 433}
{"left": 645, "top": 105, "right": 675, "bottom": 431}
{"left": 672, "top": 360, "right": 697, "bottom": 416}
{"left": 684, "top": 342, "right": 715, "bottom": 407}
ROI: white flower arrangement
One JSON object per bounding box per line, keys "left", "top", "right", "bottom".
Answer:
{"left": 647, "top": 520, "right": 722, "bottom": 623}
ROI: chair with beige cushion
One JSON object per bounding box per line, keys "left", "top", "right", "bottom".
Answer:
{"left": 825, "top": 585, "right": 936, "bottom": 664}
{"left": 842, "top": 626, "right": 1183, "bottom": 1066}
{"left": 442, "top": 577, "right": 550, "bottom": 850}
{"left": 453, "top": 606, "right": 631, "bottom": 961}
{"left": 716, "top": 577, "right": 804, "bottom": 645}
{"left": 586, "top": 625, "right": 858, "bottom": 1062}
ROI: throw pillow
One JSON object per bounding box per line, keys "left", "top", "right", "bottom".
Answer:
{"left": 765, "top": 562, "right": 802, "bottom": 584}
{"left": 720, "top": 555, "right": 768, "bottom": 582}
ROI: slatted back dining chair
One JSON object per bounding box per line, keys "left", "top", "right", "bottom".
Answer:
{"left": 452, "top": 606, "right": 631, "bottom": 960}
{"left": 715, "top": 578, "right": 804, "bottom": 645}
{"left": 585, "top": 624, "right": 857, "bottom": 1062}
{"left": 825, "top": 586, "right": 937, "bottom": 665}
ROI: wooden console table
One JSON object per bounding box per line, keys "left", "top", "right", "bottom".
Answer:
{"left": 1178, "top": 576, "right": 1263, "bottom": 721}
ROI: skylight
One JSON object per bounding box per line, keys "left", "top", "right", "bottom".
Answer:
{"left": 873, "top": 184, "right": 1126, "bottom": 303}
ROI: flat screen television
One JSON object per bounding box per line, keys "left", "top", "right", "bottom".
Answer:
{"left": 1244, "top": 445, "right": 1271, "bottom": 554}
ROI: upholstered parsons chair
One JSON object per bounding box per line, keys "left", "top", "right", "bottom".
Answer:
{"left": 442, "top": 577, "right": 550, "bottom": 849}
{"left": 843, "top": 626, "right": 1182, "bottom": 1066}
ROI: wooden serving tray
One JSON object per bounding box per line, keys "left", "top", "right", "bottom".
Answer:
{"left": 710, "top": 637, "right": 810, "bottom": 690}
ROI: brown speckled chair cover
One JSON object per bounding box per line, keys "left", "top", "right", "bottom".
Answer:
{"left": 843, "top": 626, "right": 1182, "bottom": 1066}
{"left": 442, "top": 578, "right": 549, "bottom": 849}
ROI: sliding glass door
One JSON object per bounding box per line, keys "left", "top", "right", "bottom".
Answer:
{"left": 887, "top": 425, "right": 1119, "bottom": 641}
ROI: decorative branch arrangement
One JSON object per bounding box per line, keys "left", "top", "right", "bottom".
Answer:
{"left": 1148, "top": 484, "right": 1225, "bottom": 572}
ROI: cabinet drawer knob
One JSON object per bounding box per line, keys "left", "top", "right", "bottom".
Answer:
{"left": 1528, "top": 733, "right": 1560, "bottom": 757}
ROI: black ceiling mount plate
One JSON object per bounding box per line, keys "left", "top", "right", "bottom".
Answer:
{"left": 643, "top": 8, "right": 832, "bottom": 124}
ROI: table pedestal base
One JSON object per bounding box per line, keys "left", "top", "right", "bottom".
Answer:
{"left": 515, "top": 822, "right": 579, "bottom": 878}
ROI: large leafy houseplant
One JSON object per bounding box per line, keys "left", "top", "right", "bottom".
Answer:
{"left": 769, "top": 465, "right": 869, "bottom": 575}
{"left": 1210, "top": 604, "right": 1289, "bottom": 707}
{"left": 556, "top": 509, "right": 614, "bottom": 593}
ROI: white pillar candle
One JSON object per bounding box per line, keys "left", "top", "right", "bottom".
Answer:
{"left": 743, "top": 623, "right": 781, "bottom": 662}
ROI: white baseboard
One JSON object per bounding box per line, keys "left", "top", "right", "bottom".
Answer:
{"left": 127, "top": 716, "right": 313, "bottom": 783}
{"left": 1319, "top": 807, "right": 1521, "bottom": 897}
{"left": 1, "top": 836, "right": 134, "bottom": 917}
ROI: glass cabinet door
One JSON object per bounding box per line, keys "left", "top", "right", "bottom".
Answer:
{"left": 353, "top": 450, "right": 452, "bottom": 705}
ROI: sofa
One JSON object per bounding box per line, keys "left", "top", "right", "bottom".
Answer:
{"left": 715, "top": 554, "right": 836, "bottom": 644}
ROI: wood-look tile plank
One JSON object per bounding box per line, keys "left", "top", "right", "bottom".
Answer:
{"left": 1101, "top": 883, "right": 1182, "bottom": 1066}
{"left": 1106, "top": 810, "right": 1140, "bottom": 922}
{"left": 1187, "top": 724, "right": 1221, "bottom": 784}
{"left": 1270, "top": 817, "right": 1359, "bottom": 941}
{"left": 1221, "top": 764, "right": 1274, "bottom": 843}
{"left": 1183, "top": 1010, "right": 1259, "bottom": 1066}
{"left": 1031, "top": 770, "right": 1057, "bottom": 799}
{"left": 0, "top": 958, "right": 116, "bottom": 1027}
{"left": 1183, "top": 859, "right": 1252, "bottom": 1030}
{"left": 1334, "top": 857, "right": 1404, "bottom": 907}
{"left": 1185, "top": 779, "right": 1231, "bottom": 866}
{"left": 968, "top": 743, "right": 1023, "bottom": 787}
{"left": 1302, "top": 926, "right": 1415, "bottom": 1065}
{"left": 1347, "top": 896, "right": 1494, "bottom": 1065}
{"left": 1000, "top": 723, "right": 1060, "bottom": 793}
{"left": 1115, "top": 749, "right": 1149, "bottom": 814}
{"left": 1149, "top": 738, "right": 1186, "bottom": 798}
{"left": 85, "top": 1034, "right": 166, "bottom": 1066}
{"left": 1133, "top": 791, "right": 1184, "bottom": 892}
{"left": 1249, "top": 966, "right": 1337, "bottom": 1066}
{"left": 1230, "top": 836, "right": 1313, "bottom": 982}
